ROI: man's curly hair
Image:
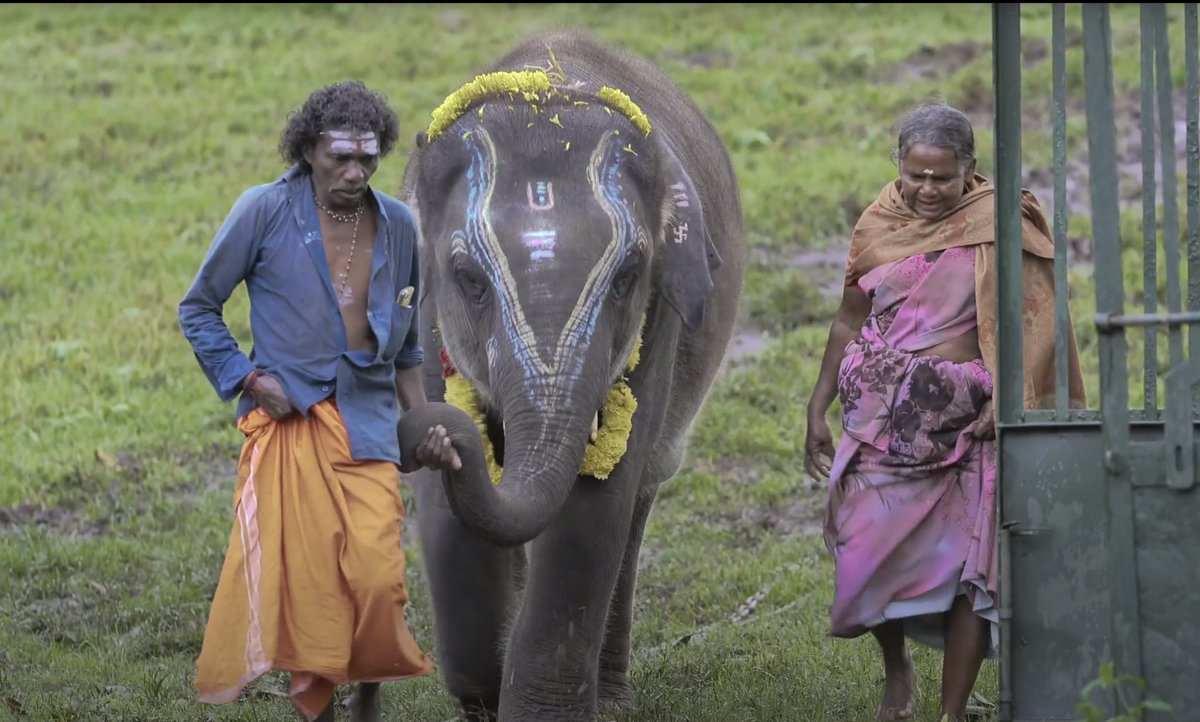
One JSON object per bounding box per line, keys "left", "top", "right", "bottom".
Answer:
{"left": 278, "top": 81, "right": 400, "bottom": 172}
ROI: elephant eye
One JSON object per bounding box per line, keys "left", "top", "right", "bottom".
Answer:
{"left": 610, "top": 252, "right": 642, "bottom": 300}
{"left": 454, "top": 257, "right": 491, "bottom": 305}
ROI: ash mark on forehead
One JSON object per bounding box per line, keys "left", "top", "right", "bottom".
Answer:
{"left": 321, "top": 130, "right": 379, "bottom": 155}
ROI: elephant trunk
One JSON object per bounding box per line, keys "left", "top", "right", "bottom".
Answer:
{"left": 398, "top": 400, "right": 591, "bottom": 547}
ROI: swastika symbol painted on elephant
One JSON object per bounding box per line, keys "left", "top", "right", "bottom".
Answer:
{"left": 673, "top": 222, "right": 688, "bottom": 244}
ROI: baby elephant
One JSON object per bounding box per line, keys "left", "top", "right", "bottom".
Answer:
{"left": 398, "top": 28, "right": 746, "bottom": 721}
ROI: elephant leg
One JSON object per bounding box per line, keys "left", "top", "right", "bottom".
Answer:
{"left": 597, "top": 481, "right": 659, "bottom": 711}
{"left": 410, "top": 469, "right": 523, "bottom": 720}
{"left": 498, "top": 480, "right": 636, "bottom": 721}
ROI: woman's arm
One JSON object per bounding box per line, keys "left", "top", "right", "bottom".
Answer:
{"left": 804, "top": 282, "right": 871, "bottom": 480}
{"left": 808, "top": 284, "right": 871, "bottom": 419}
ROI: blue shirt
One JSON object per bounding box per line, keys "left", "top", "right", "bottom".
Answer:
{"left": 178, "top": 166, "right": 422, "bottom": 463}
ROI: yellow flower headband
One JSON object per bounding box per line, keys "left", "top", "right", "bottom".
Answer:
{"left": 425, "top": 67, "right": 652, "bottom": 142}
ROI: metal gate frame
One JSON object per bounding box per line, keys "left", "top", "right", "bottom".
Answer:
{"left": 993, "top": 4, "right": 1200, "bottom": 721}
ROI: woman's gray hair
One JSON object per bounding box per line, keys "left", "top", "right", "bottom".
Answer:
{"left": 891, "top": 102, "right": 976, "bottom": 168}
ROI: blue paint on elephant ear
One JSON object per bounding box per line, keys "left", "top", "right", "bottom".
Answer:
{"left": 658, "top": 149, "right": 717, "bottom": 331}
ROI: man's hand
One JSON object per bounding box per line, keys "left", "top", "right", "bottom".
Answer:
{"left": 804, "top": 411, "right": 835, "bottom": 482}
{"left": 414, "top": 424, "right": 463, "bottom": 472}
{"left": 246, "top": 372, "right": 293, "bottom": 421}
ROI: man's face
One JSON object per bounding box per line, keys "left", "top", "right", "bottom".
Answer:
{"left": 305, "top": 129, "right": 380, "bottom": 209}
{"left": 898, "top": 143, "right": 973, "bottom": 220}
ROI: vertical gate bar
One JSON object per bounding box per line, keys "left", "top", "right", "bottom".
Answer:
{"left": 1083, "top": 0, "right": 1144, "bottom": 693}
{"left": 1054, "top": 2, "right": 1070, "bottom": 417}
{"left": 998, "top": 520, "right": 1013, "bottom": 722}
{"left": 1154, "top": 4, "right": 1185, "bottom": 373}
{"left": 995, "top": 3, "right": 1024, "bottom": 428}
{"left": 1140, "top": 5, "right": 1159, "bottom": 412}
{"left": 992, "top": 4, "right": 1022, "bottom": 719}
{"left": 1161, "top": 6, "right": 1199, "bottom": 494}
{"left": 1186, "top": 3, "right": 1199, "bottom": 404}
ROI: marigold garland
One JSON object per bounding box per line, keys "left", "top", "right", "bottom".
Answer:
{"left": 424, "top": 68, "right": 653, "bottom": 143}
{"left": 442, "top": 332, "right": 643, "bottom": 485}
{"left": 596, "top": 86, "right": 651, "bottom": 137}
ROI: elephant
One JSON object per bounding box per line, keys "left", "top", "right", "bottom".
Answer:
{"left": 396, "top": 30, "right": 746, "bottom": 721}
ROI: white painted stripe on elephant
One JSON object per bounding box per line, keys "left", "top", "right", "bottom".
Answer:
{"left": 550, "top": 130, "right": 628, "bottom": 372}
{"left": 471, "top": 129, "right": 550, "bottom": 378}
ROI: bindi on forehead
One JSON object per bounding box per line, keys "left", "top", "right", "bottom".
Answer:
{"left": 320, "top": 130, "right": 379, "bottom": 156}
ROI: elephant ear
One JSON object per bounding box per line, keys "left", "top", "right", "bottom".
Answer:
{"left": 656, "top": 147, "right": 722, "bottom": 331}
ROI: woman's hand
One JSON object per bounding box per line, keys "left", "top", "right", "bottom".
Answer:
{"left": 972, "top": 399, "right": 996, "bottom": 439}
{"left": 804, "top": 410, "right": 835, "bottom": 481}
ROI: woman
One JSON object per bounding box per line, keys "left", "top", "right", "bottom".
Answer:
{"left": 804, "top": 102, "right": 1085, "bottom": 722}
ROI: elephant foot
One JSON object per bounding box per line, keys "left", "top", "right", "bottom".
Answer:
{"left": 455, "top": 694, "right": 499, "bottom": 722}
{"left": 597, "top": 675, "right": 635, "bottom": 712}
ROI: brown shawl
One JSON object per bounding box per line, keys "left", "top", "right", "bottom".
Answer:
{"left": 844, "top": 174, "right": 1087, "bottom": 411}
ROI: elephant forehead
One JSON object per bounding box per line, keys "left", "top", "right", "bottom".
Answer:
{"left": 456, "top": 132, "right": 648, "bottom": 275}
{"left": 460, "top": 181, "right": 645, "bottom": 379}
{"left": 487, "top": 181, "right": 639, "bottom": 260}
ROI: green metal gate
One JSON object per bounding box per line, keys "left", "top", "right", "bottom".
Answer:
{"left": 993, "top": 4, "right": 1199, "bottom": 721}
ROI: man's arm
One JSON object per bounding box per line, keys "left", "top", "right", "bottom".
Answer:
{"left": 394, "top": 365, "right": 427, "bottom": 413}
{"left": 392, "top": 215, "right": 461, "bottom": 471}
{"left": 178, "top": 187, "right": 267, "bottom": 401}
{"left": 396, "top": 364, "right": 461, "bottom": 472}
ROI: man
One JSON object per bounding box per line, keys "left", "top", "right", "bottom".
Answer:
{"left": 179, "top": 80, "right": 458, "bottom": 722}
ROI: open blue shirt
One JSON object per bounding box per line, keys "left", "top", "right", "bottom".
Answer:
{"left": 178, "top": 166, "right": 422, "bottom": 463}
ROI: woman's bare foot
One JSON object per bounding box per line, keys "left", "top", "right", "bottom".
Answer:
{"left": 878, "top": 653, "right": 917, "bottom": 720}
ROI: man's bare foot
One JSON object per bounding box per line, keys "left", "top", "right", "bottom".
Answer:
{"left": 348, "top": 682, "right": 381, "bottom": 722}
{"left": 878, "top": 653, "right": 917, "bottom": 721}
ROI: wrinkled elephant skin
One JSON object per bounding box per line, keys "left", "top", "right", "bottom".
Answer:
{"left": 398, "top": 30, "right": 746, "bottom": 722}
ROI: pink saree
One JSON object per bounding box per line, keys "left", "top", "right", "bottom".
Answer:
{"left": 824, "top": 245, "right": 999, "bottom": 656}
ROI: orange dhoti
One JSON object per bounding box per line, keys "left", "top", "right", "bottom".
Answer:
{"left": 195, "top": 399, "right": 433, "bottom": 720}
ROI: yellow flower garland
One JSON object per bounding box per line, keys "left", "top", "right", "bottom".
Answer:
{"left": 425, "top": 69, "right": 653, "bottom": 143}
{"left": 442, "top": 334, "right": 642, "bottom": 484}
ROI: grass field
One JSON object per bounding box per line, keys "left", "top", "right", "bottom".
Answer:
{"left": 0, "top": 3, "right": 1192, "bottom": 721}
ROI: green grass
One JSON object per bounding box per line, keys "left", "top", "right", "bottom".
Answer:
{"left": 0, "top": 3, "right": 1191, "bottom": 720}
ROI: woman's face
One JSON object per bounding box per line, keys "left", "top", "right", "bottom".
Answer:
{"left": 898, "top": 143, "right": 974, "bottom": 219}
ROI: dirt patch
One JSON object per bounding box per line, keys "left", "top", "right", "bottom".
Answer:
{"left": 691, "top": 485, "right": 827, "bottom": 552}
{"left": 741, "top": 491, "right": 827, "bottom": 538}
{"left": 721, "top": 328, "right": 771, "bottom": 371}
{"left": 784, "top": 247, "right": 848, "bottom": 299}
{"left": 877, "top": 39, "right": 986, "bottom": 85}
{"left": 0, "top": 502, "right": 101, "bottom": 538}
{"left": 877, "top": 36, "right": 1047, "bottom": 86}
{"left": 684, "top": 457, "right": 828, "bottom": 543}
{"left": 0, "top": 448, "right": 238, "bottom": 538}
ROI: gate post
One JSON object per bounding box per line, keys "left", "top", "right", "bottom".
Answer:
{"left": 1082, "top": 1, "right": 1145, "bottom": 696}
